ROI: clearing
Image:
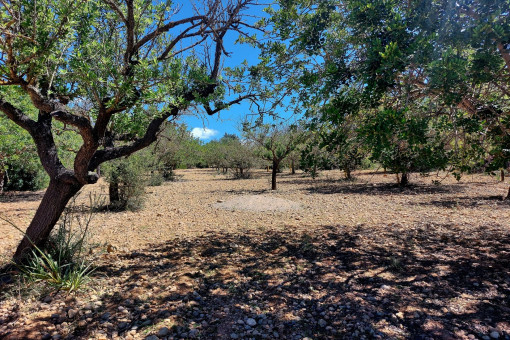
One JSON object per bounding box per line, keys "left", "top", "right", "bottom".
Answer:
{"left": 0, "top": 169, "right": 509, "bottom": 340}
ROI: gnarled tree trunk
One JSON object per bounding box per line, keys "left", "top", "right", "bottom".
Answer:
{"left": 13, "top": 180, "right": 82, "bottom": 262}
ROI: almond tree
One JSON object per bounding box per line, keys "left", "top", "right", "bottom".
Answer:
{"left": 244, "top": 123, "right": 306, "bottom": 190}
{"left": 0, "top": 0, "right": 258, "bottom": 261}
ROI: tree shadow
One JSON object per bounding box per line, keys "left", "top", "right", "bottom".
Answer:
{"left": 2, "top": 223, "right": 509, "bottom": 339}
{"left": 303, "top": 182, "right": 465, "bottom": 196}
{"left": 0, "top": 191, "right": 45, "bottom": 203}
{"left": 410, "top": 195, "right": 509, "bottom": 208}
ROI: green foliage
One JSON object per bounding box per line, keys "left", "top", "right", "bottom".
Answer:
{"left": 0, "top": 88, "right": 81, "bottom": 192}
{"left": 202, "top": 133, "right": 258, "bottom": 178}
{"left": 360, "top": 108, "right": 450, "bottom": 184}
{"left": 266, "top": 0, "right": 510, "bottom": 182}
{"left": 151, "top": 123, "right": 204, "bottom": 177}
{"left": 102, "top": 154, "right": 147, "bottom": 211}
{"left": 6, "top": 199, "right": 96, "bottom": 293}
{"left": 3, "top": 160, "right": 49, "bottom": 191}
{"left": 245, "top": 123, "right": 307, "bottom": 164}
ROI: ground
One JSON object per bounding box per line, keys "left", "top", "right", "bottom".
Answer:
{"left": 0, "top": 169, "right": 509, "bottom": 340}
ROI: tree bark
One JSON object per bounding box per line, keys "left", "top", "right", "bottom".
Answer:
{"left": 13, "top": 180, "right": 82, "bottom": 262}
{"left": 109, "top": 181, "right": 120, "bottom": 205}
{"left": 272, "top": 159, "right": 278, "bottom": 190}
{"left": 344, "top": 167, "right": 351, "bottom": 180}
{"left": 400, "top": 173, "right": 409, "bottom": 186}
{"left": 501, "top": 169, "right": 505, "bottom": 182}
{"left": 291, "top": 159, "right": 295, "bottom": 175}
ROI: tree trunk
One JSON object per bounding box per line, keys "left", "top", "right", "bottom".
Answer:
{"left": 501, "top": 169, "right": 505, "bottom": 182}
{"left": 109, "top": 181, "right": 120, "bottom": 205}
{"left": 400, "top": 173, "right": 409, "bottom": 186}
{"left": 272, "top": 159, "right": 278, "bottom": 190}
{"left": 344, "top": 167, "right": 351, "bottom": 180}
{"left": 291, "top": 159, "right": 295, "bottom": 175}
{"left": 503, "top": 185, "right": 510, "bottom": 200}
{"left": 13, "top": 180, "right": 81, "bottom": 262}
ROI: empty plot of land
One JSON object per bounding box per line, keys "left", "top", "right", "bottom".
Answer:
{"left": 0, "top": 169, "right": 509, "bottom": 339}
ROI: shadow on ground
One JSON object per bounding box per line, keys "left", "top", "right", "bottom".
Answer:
{"left": 304, "top": 182, "right": 465, "bottom": 196}
{"left": 0, "top": 191, "right": 45, "bottom": 203}
{"left": 410, "top": 195, "right": 509, "bottom": 208}
{"left": 1, "top": 223, "right": 509, "bottom": 339}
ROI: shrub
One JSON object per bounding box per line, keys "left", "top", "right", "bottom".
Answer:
{"left": 147, "top": 171, "right": 164, "bottom": 187}
{"left": 3, "top": 159, "right": 49, "bottom": 191}
{"left": 4, "top": 197, "right": 96, "bottom": 293}
{"left": 103, "top": 154, "right": 147, "bottom": 211}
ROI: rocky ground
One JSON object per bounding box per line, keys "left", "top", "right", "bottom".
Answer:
{"left": 0, "top": 169, "right": 509, "bottom": 339}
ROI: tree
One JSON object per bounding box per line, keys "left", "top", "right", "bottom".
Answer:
{"left": 266, "top": 0, "right": 510, "bottom": 187}
{"left": 244, "top": 123, "right": 305, "bottom": 190}
{"left": 0, "top": 0, "right": 258, "bottom": 261}
{"left": 360, "top": 107, "right": 450, "bottom": 185}
{"left": 152, "top": 123, "right": 203, "bottom": 179}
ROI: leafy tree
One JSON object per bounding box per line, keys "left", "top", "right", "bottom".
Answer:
{"left": 203, "top": 133, "right": 257, "bottom": 177}
{"left": 266, "top": 0, "right": 510, "bottom": 188}
{"left": 0, "top": 0, "right": 258, "bottom": 261}
{"left": 244, "top": 123, "right": 306, "bottom": 189}
{"left": 360, "top": 107, "right": 450, "bottom": 185}
{"left": 151, "top": 123, "right": 203, "bottom": 179}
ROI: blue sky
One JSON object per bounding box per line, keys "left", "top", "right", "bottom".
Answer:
{"left": 172, "top": 1, "right": 271, "bottom": 142}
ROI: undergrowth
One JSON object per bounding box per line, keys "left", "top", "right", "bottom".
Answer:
{"left": 1, "top": 193, "right": 99, "bottom": 295}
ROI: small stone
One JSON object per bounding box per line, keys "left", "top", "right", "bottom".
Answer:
{"left": 490, "top": 331, "right": 500, "bottom": 339}
{"left": 318, "top": 319, "right": 327, "bottom": 327}
{"left": 118, "top": 322, "right": 129, "bottom": 330}
{"left": 67, "top": 309, "right": 78, "bottom": 319}
{"left": 145, "top": 336, "right": 159, "bottom": 340}
{"left": 157, "top": 327, "right": 169, "bottom": 337}
{"left": 42, "top": 334, "right": 52, "bottom": 340}
{"left": 101, "top": 312, "right": 111, "bottom": 321}
{"left": 43, "top": 296, "right": 53, "bottom": 303}
{"left": 230, "top": 333, "right": 239, "bottom": 339}
{"left": 246, "top": 318, "right": 257, "bottom": 327}
{"left": 189, "top": 329, "right": 198, "bottom": 338}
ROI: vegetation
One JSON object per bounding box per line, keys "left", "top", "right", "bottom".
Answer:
{"left": 102, "top": 153, "right": 147, "bottom": 211}
{"left": 0, "top": 0, "right": 258, "bottom": 260}
{"left": 244, "top": 123, "right": 306, "bottom": 189}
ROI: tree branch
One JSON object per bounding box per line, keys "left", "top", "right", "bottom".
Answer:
{"left": 88, "top": 107, "right": 179, "bottom": 170}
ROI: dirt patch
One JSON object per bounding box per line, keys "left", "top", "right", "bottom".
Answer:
{"left": 214, "top": 194, "right": 303, "bottom": 212}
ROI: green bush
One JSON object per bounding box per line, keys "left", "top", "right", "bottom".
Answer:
{"left": 102, "top": 154, "right": 147, "bottom": 211}
{"left": 3, "top": 160, "right": 49, "bottom": 191}
{"left": 147, "top": 171, "right": 164, "bottom": 186}
{"left": 7, "top": 199, "right": 96, "bottom": 293}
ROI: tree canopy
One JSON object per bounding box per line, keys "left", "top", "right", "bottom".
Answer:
{"left": 0, "top": 0, "right": 260, "bottom": 259}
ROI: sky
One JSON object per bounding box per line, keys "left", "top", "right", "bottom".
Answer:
{"left": 172, "top": 1, "right": 275, "bottom": 142}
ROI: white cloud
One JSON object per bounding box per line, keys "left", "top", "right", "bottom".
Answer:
{"left": 191, "top": 127, "right": 218, "bottom": 140}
